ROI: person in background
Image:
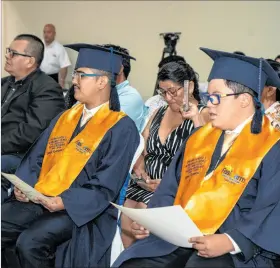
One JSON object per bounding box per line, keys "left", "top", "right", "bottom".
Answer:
{"left": 121, "top": 60, "right": 210, "bottom": 248}
{"left": 113, "top": 48, "right": 280, "bottom": 268}
{"left": 1, "top": 44, "right": 139, "bottom": 268}
{"left": 1, "top": 34, "right": 65, "bottom": 203}
{"left": 262, "top": 59, "right": 280, "bottom": 130}
{"left": 275, "top": 55, "right": 280, "bottom": 63}
{"left": 145, "top": 55, "right": 187, "bottom": 118}
{"left": 103, "top": 44, "right": 148, "bottom": 132}
{"left": 40, "top": 24, "right": 71, "bottom": 88}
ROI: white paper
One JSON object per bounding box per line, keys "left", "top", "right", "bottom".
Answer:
{"left": 1, "top": 172, "right": 49, "bottom": 203}
{"left": 111, "top": 203, "right": 203, "bottom": 247}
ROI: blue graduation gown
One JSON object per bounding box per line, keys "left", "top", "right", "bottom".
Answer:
{"left": 113, "top": 133, "right": 280, "bottom": 268}
{"left": 15, "top": 112, "right": 140, "bottom": 267}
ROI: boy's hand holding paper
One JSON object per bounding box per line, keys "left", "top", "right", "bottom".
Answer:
{"left": 37, "top": 196, "right": 65, "bottom": 212}
{"left": 14, "top": 187, "right": 29, "bottom": 202}
{"left": 1, "top": 172, "right": 49, "bottom": 204}
{"left": 111, "top": 203, "right": 203, "bottom": 248}
{"left": 131, "top": 221, "right": 150, "bottom": 240}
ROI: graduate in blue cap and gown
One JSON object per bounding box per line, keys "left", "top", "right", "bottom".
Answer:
{"left": 1, "top": 44, "right": 140, "bottom": 268}
{"left": 113, "top": 48, "right": 280, "bottom": 268}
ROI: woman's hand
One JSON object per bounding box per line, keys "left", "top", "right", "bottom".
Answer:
{"left": 180, "top": 102, "right": 199, "bottom": 120}
{"left": 180, "top": 102, "right": 205, "bottom": 128}
{"left": 137, "top": 179, "right": 162, "bottom": 192}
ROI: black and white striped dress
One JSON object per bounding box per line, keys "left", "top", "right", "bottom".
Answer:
{"left": 126, "top": 104, "right": 205, "bottom": 204}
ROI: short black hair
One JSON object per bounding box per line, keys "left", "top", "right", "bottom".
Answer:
{"left": 158, "top": 55, "right": 186, "bottom": 68}
{"left": 233, "top": 51, "right": 246, "bottom": 56}
{"left": 225, "top": 80, "right": 255, "bottom": 97}
{"left": 103, "top": 44, "right": 131, "bottom": 79}
{"left": 14, "top": 34, "right": 44, "bottom": 66}
{"left": 225, "top": 80, "right": 262, "bottom": 134}
{"left": 157, "top": 61, "right": 200, "bottom": 102}
{"left": 275, "top": 55, "right": 280, "bottom": 61}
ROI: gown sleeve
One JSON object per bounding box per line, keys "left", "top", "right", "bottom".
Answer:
{"left": 226, "top": 141, "right": 280, "bottom": 260}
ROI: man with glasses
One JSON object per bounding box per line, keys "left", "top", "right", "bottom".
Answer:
{"left": 113, "top": 48, "right": 280, "bottom": 268}
{"left": 1, "top": 44, "right": 139, "bottom": 268}
{"left": 1, "top": 34, "right": 65, "bottom": 203}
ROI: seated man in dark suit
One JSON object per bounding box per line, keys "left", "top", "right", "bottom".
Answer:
{"left": 1, "top": 34, "right": 65, "bottom": 202}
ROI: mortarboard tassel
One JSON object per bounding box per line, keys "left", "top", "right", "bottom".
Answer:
{"left": 251, "top": 58, "right": 264, "bottom": 134}
{"left": 109, "top": 47, "right": 120, "bottom": 111}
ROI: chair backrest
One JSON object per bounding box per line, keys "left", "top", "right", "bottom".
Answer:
{"left": 118, "top": 134, "right": 144, "bottom": 207}
{"left": 129, "top": 134, "right": 144, "bottom": 174}
{"left": 110, "top": 133, "right": 144, "bottom": 266}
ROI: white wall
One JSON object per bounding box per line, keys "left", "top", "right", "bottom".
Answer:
{"left": 2, "top": 1, "right": 279, "bottom": 100}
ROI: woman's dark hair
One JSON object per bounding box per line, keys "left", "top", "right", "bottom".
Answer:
{"left": 157, "top": 61, "right": 200, "bottom": 102}
{"left": 275, "top": 55, "right": 280, "bottom": 61}
{"left": 158, "top": 55, "right": 186, "bottom": 68}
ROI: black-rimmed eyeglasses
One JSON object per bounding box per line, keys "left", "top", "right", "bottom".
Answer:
{"left": 6, "top": 48, "right": 32, "bottom": 58}
{"left": 156, "top": 86, "right": 183, "bottom": 97}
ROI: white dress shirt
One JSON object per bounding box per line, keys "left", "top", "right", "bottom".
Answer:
{"left": 40, "top": 40, "right": 71, "bottom": 75}
{"left": 80, "top": 103, "right": 108, "bottom": 127}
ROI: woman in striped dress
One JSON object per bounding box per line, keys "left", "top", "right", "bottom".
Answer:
{"left": 121, "top": 60, "right": 210, "bottom": 248}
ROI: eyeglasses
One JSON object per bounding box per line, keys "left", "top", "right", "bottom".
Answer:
{"left": 6, "top": 48, "right": 32, "bottom": 58}
{"left": 156, "top": 86, "right": 183, "bottom": 97}
{"left": 72, "top": 70, "right": 103, "bottom": 80}
{"left": 200, "top": 92, "right": 245, "bottom": 105}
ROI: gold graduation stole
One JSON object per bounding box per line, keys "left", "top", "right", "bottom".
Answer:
{"left": 35, "top": 103, "right": 126, "bottom": 196}
{"left": 174, "top": 116, "right": 280, "bottom": 234}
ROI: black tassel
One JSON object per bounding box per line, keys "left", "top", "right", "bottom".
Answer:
{"left": 109, "top": 78, "right": 120, "bottom": 111}
{"left": 251, "top": 100, "right": 263, "bottom": 134}
{"left": 108, "top": 46, "right": 120, "bottom": 111}
{"left": 251, "top": 58, "right": 264, "bottom": 134}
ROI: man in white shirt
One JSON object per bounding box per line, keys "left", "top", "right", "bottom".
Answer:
{"left": 40, "top": 24, "right": 71, "bottom": 88}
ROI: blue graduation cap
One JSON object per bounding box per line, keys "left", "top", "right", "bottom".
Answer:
{"left": 64, "top": 43, "right": 135, "bottom": 111}
{"left": 200, "top": 47, "right": 280, "bottom": 96}
{"left": 200, "top": 47, "right": 280, "bottom": 134}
